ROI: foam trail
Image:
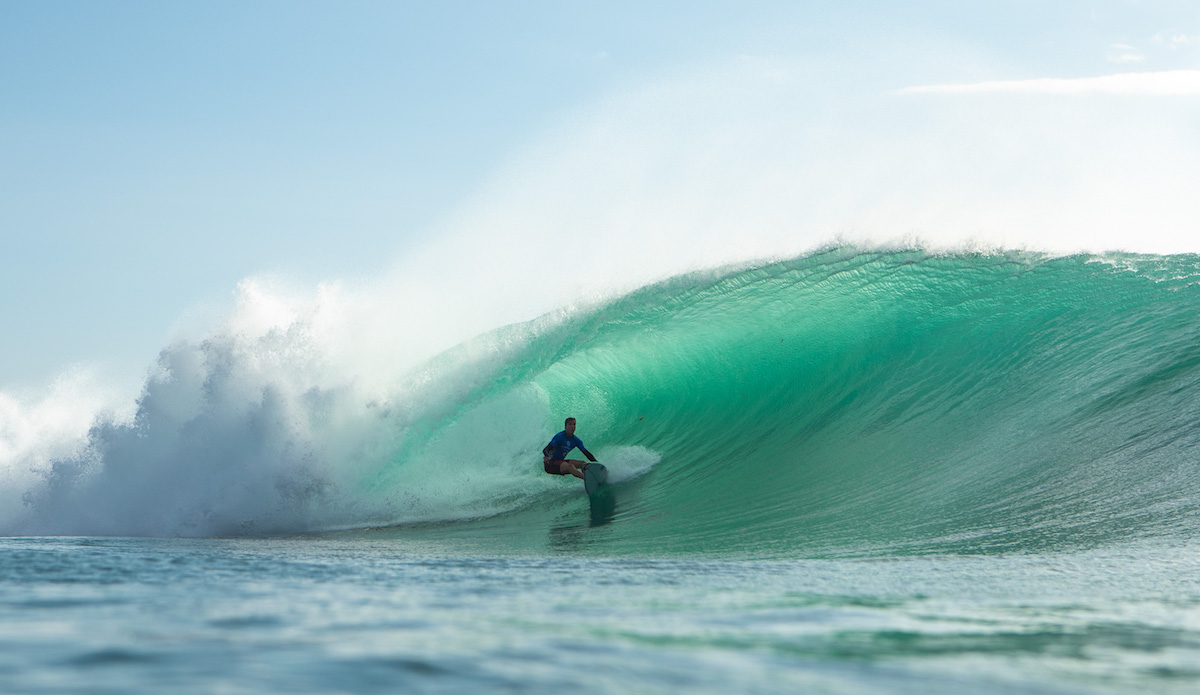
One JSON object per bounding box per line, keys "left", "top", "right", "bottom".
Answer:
{"left": 600, "top": 446, "right": 661, "bottom": 484}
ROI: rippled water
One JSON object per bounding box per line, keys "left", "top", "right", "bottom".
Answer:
{"left": 3, "top": 536, "right": 1199, "bottom": 694}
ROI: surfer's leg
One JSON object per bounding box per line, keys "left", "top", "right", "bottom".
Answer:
{"left": 560, "top": 460, "right": 585, "bottom": 479}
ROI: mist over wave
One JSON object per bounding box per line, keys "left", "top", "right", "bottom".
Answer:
{"left": 3, "top": 59, "right": 1200, "bottom": 542}
{"left": 1, "top": 271, "right": 665, "bottom": 536}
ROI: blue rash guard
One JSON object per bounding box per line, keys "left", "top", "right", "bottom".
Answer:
{"left": 544, "top": 431, "right": 590, "bottom": 461}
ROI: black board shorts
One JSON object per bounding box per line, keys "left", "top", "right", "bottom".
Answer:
{"left": 544, "top": 459, "right": 567, "bottom": 475}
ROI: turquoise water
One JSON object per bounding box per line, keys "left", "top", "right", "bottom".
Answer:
{"left": 4, "top": 249, "right": 1200, "bottom": 692}
{"left": 3, "top": 537, "right": 1199, "bottom": 693}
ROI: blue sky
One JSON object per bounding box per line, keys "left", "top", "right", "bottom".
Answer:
{"left": 2, "top": 1, "right": 1199, "bottom": 389}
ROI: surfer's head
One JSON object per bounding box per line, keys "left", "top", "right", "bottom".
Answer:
{"left": 564, "top": 417, "right": 576, "bottom": 436}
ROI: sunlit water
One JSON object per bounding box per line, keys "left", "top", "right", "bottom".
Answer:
{"left": 3, "top": 535, "right": 1199, "bottom": 694}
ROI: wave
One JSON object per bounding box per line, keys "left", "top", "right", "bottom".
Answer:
{"left": 6, "top": 248, "right": 1200, "bottom": 555}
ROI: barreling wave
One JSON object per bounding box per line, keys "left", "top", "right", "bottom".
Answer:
{"left": 8, "top": 248, "right": 1200, "bottom": 556}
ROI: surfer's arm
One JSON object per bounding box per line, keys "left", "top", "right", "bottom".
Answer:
{"left": 581, "top": 449, "right": 598, "bottom": 463}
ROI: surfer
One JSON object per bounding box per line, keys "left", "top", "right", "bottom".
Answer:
{"left": 543, "top": 417, "right": 598, "bottom": 480}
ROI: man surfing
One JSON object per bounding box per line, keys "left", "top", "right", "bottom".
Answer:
{"left": 543, "top": 417, "right": 598, "bottom": 480}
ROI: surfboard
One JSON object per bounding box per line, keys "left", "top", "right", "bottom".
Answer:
{"left": 583, "top": 463, "right": 608, "bottom": 496}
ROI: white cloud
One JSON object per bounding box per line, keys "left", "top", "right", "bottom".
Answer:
{"left": 1153, "top": 32, "right": 1195, "bottom": 50}
{"left": 1106, "top": 43, "right": 1146, "bottom": 64}
{"left": 895, "top": 70, "right": 1200, "bottom": 96}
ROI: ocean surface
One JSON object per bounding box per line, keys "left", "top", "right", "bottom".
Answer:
{"left": 4, "top": 248, "right": 1200, "bottom": 693}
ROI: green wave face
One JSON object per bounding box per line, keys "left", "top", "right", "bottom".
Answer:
{"left": 393, "top": 249, "right": 1200, "bottom": 557}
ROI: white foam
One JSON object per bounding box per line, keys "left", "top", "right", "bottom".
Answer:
{"left": 598, "top": 446, "right": 662, "bottom": 484}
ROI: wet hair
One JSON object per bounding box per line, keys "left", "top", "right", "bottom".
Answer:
{"left": 565, "top": 417, "right": 576, "bottom": 426}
